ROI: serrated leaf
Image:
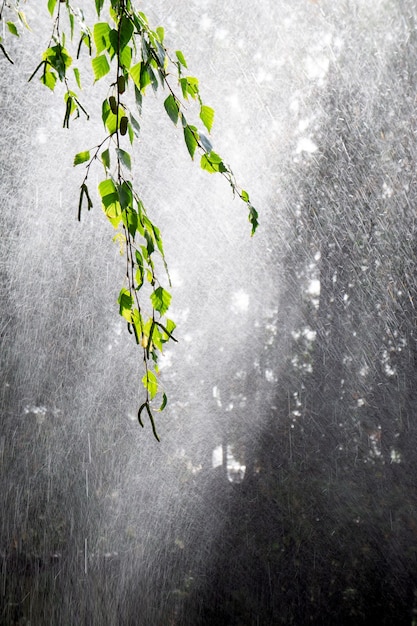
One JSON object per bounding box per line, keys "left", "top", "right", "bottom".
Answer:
{"left": 73, "top": 150, "right": 90, "bottom": 166}
{"left": 151, "top": 287, "right": 171, "bottom": 316}
{"left": 93, "top": 22, "right": 110, "bottom": 54}
{"left": 98, "top": 178, "right": 116, "bottom": 199}
{"left": 163, "top": 94, "right": 179, "bottom": 125}
{"left": 92, "top": 54, "right": 110, "bottom": 81}
{"left": 175, "top": 50, "right": 187, "bottom": 68}
{"left": 183, "top": 125, "right": 198, "bottom": 159}
{"left": 200, "top": 105, "right": 215, "bottom": 133}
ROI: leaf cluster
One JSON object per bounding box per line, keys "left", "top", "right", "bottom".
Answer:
{"left": 1, "top": 0, "right": 258, "bottom": 438}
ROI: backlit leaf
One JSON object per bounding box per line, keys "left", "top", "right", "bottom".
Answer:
{"left": 92, "top": 54, "right": 110, "bottom": 81}
{"left": 200, "top": 151, "right": 227, "bottom": 174}
{"left": 47, "top": 0, "right": 57, "bottom": 16}
{"left": 73, "top": 150, "right": 90, "bottom": 166}
{"left": 175, "top": 50, "right": 187, "bottom": 68}
{"left": 93, "top": 22, "right": 110, "bottom": 54}
{"left": 200, "top": 105, "right": 215, "bottom": 133}
{"left": 142, "top": 370, "right": 158, "bottom": 400}
{"left": 151, "top": 287, "right": 172, "bottom": 316}
{"left": 73, "top": 67, "right": 81, "bottom": 89}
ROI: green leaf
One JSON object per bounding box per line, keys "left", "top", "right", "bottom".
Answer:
{"left": 69, "top": 12, "right": 74, "bottom": 39}
{"left": 142, "top": 371, "right": 158, "bottom": 400}
{"left": 118, "top": 287, "right": 133, "bottom": 321}
{"left": 102, "top": 99, "right": 117, "bottom": 134}
{"left": 6, "top": 22, "right": 19, "bottom": 37}
{"left": 156, "top": 320, "right": 177, "bottom": 343}
{"left": 98, "top": 178, "right": 116, "bottom": 199}
{"left": 43, "top": 45, "right": 72, "bottom": 80}
{"left": 41, "top": 67, "right": 57, "bottom": 91}
{"left": 151, "top": 287, "right": 172, "bottom": 316}
{"left": 131, "top": 308, "right": 143, "bottom": 343}
{"left": 95, "top": 0, "right": 105, "bottom": 16}
{"left": 175, "top": 50, "right": 187, "bottom": 68}
{"left": 129, "top": 62, "right": 141, "bottom": 88}
{"left": 156, "top": 26, "right": 164, "bottom": 43}
{"left": 183, "top": 125, "right": 198, "bottom": 159}
{"left": 180, "top": 76, "right": 199, "bottom": 100}
{"left": 135, "top": 250, "right": 144, "bottom": 287}
{"left": 200, "top": 105, "right": 215, "bottom": 133}
{"left": 93, "top": 22, "right": 111, "bottom": 54}
{"left": 164, "top": 94, "right": 179, "bottom": 125}
{"left": 241, "top": 189, "right": 250, "bottom": 202}
{"left": 73, "top": 150, "right": 90, "bottom": 166}
{"left": 117, "top": 180, "right": 133, "bottom": 210}
{"left": 120, "top": 45, "right": 132, "bottom": 69}
{"left": 98, "top": 179, "right": 122, "bottom": 226}
{"left": 119, "top": 16, "right": 134, "bottom": 50}
{"left": 73, "top": 67, "right": 81, "bottom": 89}
{"left": 159, "top": 393, "right": 168, "bottom": 412}
{"left": 200, "top": 151, "right": 227, "bottom": 174}
{"left": 47, "top": 0, "right": 57, "bottom": 16}
{"left": 248, "top": 204, "right": 259, "bottom": 236}
{"left": 139, "top": 65, "right": 152, "bottom": 92}
{"left": 92, "top": 54, "right": 110, "bottom": 81}
{"left": 101, "top": 148, "right": 110, "bottom": 169}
